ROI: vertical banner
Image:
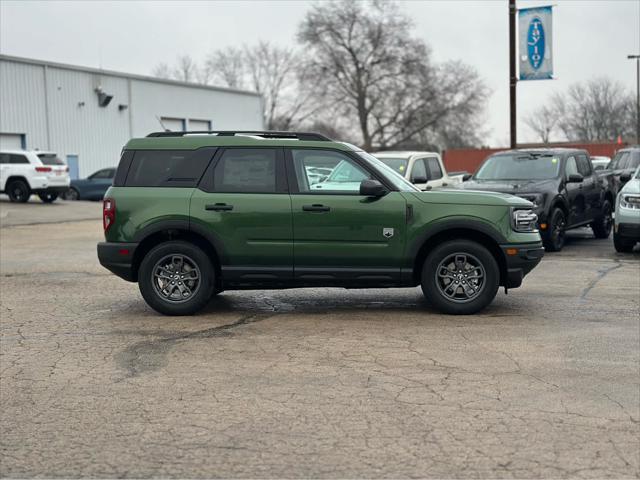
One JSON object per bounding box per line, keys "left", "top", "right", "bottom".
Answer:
{"left": 519, "top": 6, "right": 553, "bottom": 80}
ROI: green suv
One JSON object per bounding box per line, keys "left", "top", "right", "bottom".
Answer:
{"left": 98, "top": 131, "right": 544, "bottom": 315}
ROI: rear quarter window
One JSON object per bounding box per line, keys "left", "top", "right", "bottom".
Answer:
{"left": 124, "top": 150, "right": 213, "bottom": 187}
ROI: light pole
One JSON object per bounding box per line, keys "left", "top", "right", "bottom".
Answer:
{"left": 629, "top": 54, "right": 640, "bottom": 144}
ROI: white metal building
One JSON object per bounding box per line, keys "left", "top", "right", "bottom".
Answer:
{"left": 0, "top": 54, "right": 264, "bottom": 178}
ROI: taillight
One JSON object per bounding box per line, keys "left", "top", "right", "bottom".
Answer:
{"left": 103, "top": 198, "right": 115, "bottom": 233}
{"left": 35, "top": 166, "right": 52, "bottom": 173}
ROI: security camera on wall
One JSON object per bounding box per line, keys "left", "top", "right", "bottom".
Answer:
{"left": 94, "top": 86, "right": 113, "bottom": 107}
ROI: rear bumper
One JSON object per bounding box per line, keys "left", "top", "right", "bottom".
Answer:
{"left": 97, "top": 242, "right": 138, "bottom": 282}
{"left": 32, "top": 186, "right": 70, "bottom": 194}
{"left": 500, "top": 242, "right": 544, "bottom": 289}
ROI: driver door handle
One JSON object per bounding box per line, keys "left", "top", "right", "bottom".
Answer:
{"left": 302, "top": 204, "right": 330, "bottom": 212}
{"left": 206, "top": 203, "right": 233, "bottom": 211}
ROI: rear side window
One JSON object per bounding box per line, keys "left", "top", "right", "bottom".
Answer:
{"left": 213, "top": 148, "right": 277, "bottom": 193}
{"left": 125, "top": 150, "right": 210, "bottom": 187}
{"left": 10, "top": 154, "right": 29, "bottom": 164}
{"left": 37, "top": 154, "right": 64, "bottom": 165}
{"left": 427, "top": 158, "right": 443, "bottom": 180}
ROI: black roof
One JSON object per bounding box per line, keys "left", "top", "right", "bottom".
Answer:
{"left": 494, "top": 147, "right": 588, "bottom": 156}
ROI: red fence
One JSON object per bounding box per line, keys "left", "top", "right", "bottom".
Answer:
{"left": 442, "top": 142, "right": 628, "bottom": 174}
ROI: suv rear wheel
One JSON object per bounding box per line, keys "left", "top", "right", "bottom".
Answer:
{"left": 138, "top": 241, "right": 215, "bottom": 315}
{"left": 6, "top": 179, "right": 30, "bottom": 203}
{"left": 421, "top": 239, "right": 500, "bottom": 315}
{"left": 38, "top": 192, "right": 59, "bottom": 203}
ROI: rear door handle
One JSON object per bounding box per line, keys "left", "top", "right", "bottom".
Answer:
{"left": 302, "top": 204, "right": 330, "bottom": 212}
{"left": 206, "top": 203, "right": 233, "bottom": 211}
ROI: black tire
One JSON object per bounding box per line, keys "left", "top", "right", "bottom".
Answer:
{"left": 138, "top": 241, "right": 215, "bottom": 315}
{"left": 63, "top": 188, "right": 80, "bottom": 201}
{"left": 591, "top": 200, "right": 612, "bottom": 239}
{"left": 543, "top": 208, "right": 566, "bottom": 252}
{"left": 38, "top": 192, "right": 59, "bottom": 203}
{"left": 6, "top": 179, "right": 30, "bottom": 203}
{"left": 421, "top": 239, "right": 500, "bottom": 315}
{"left": 613, "top": 231, "right": 635, "bottom": 253}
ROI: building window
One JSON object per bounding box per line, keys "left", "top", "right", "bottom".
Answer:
{"left": 160, "top": 117, "right": 186, "bottom": 132}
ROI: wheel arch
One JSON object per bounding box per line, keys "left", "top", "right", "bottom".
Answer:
{"left": 131, "top": 221, "right": 224, "bottom": 288}
{"left": 410, "top": 220, "right": 507, "bottom": 286}
{"left": 4, "top": 175, "right": 30, "bottom": 189}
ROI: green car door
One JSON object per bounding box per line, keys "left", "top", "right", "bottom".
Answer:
{"left": 287, "top": 148, "right": 407, "bottom": 283}
{"left": 190, "top": 147, "right": 293, "bottom": 283}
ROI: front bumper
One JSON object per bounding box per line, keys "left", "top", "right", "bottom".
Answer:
{"left": 500, "top": 242, "right": 544, "bottom": 289}
{"left": 97, "top": 242, "right": 138, "bottom": 282}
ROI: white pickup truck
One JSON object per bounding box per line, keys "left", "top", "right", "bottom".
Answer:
{"left": 373, "top": 151, "right": 466, "bottom": 190}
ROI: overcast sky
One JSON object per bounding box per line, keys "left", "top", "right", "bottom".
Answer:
{"left": 1, "top": 0, "right": 638, "bottom": 146}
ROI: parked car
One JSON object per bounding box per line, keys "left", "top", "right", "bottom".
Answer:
{"left": 457, "top": 148, "right": 614, "bottom": 252}
{"left": 590, "top": 156, "right": 611, "bottom": 171}
{"left": 614, "top": 166, "right": 640, "bottom": 252}
{"left": 608, "top": 146, "right": 640, "bottom": 194}
{"left": 97, "top": 130, "right": 543, "bottom": 316}
{"left": 373, "top": 151, "right": 465, "bottom": 190}
{"left": 63, "top": 167, "right": 116, "bottom": 201}
{"left": 0, "top": 150, "right": 70, "bottom": 203}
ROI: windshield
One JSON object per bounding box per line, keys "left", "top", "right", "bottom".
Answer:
{"left": 37, "top": 153, "right": 64, "bottom": 166}
{"left": 475, "top": 154, "right": 561, "bottom": 180}
{"left": 376, "top": 157, "right": 409, "bottom": 176}
{"left": 356, "top": 151, "right": 419, "bottom": 192}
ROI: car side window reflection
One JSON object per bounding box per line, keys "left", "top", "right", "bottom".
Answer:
{"left": 291, "top": 149, "right": 370, "bottom": 193}
{"left": 565, "top": 156, "right": 579, "bottom": 176}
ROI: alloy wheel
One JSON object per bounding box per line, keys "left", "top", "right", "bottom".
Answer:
{"left": 434, "top": 252, "right": 486, "bottom": 303}
{"left": 151, "top": 254, "right": 201, "bottom": 303}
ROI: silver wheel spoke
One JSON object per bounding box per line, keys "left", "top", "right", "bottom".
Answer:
{"left": 152, "top": 253, "right": 201, "bottom": 303}
{"left": 435, "top": 252, "right": 486, "bottom": 303}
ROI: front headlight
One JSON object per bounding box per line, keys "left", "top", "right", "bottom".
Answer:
{"left": 511, "top": 208, "right": 538, "bottom": 232}
{"left": 620, "top": 195, "right": 640, "bottom": 210}
{"left": 517, "top": 193, "right": 544, "bottom": 209}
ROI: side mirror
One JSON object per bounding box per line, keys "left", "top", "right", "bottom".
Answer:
{"left": 566, "top": 173, "right": 584, "bottom": 183}
{"left": 620, "top": 172, "right": 632, "bottom": 183}
{"left": 411, "top": 175, "right": 427, "bottom": 184}
{"left": 462, "top": 174, "right": 472, "bottom": 182}
{"left": 359, "top": 179, "right": 387, "bottom": 197}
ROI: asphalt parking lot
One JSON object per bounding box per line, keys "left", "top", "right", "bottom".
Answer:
{"left": 1, "top": 198, "right": 639, "bottom": 478}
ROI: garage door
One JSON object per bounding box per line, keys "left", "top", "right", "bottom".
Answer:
{"left": 160, "top": 117, "right": 185, "bottom": 132}
{"left": 189, "top": 119, "right": 211, "bottom": 131}
{"left": 0, "top": 134, "right": 24, "bottom": 150}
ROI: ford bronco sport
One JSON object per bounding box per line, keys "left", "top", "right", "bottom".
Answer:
{"left": 97, "top": 131, "right": 543, "bottom": 316}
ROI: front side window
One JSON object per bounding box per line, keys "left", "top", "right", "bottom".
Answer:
{"left": 565, "top": 156, "right": 579, "bottom": 176}
{"left": 213, "top": 148, "right": 276, "bottom": 193}
{"left": 577, "top": 155, "right": 592, "bottom": 176}
{"left": 427, "top": 158, "right": 443, "bottom": 180}
{"left": 411, "top": 159, "right": 427, "bottom": 182}
{"left": 292, "top": 149, "right": 369, "bottom": 193}
{"left": 610, "top": 152, "right": 630, "bottom": 170}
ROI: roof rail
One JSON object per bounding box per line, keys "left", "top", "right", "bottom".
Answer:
{"left": 146, "top": 130, "right": 332, "bottom": 141}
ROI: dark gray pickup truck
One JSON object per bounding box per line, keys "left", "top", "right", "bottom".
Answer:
{"left": 458, "top": 148, "right": 615, "bottom": 252}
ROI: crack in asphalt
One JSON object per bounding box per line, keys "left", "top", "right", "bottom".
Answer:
{"left": 115, "top": 312, "right": 273, "bottom": 379}
{"left": 580, "top": 261, "right": 623, "bottom": 299}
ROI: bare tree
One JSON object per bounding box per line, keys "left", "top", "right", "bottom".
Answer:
{"left": 152, "top": 55, "right": 199, "bottom": 83}
{"left": 298, "top": 0, "right": 488, "bottom": 150}
{"left": 152, "top": 62, "right": 172, "bottom": 79}
{"left": 553, "top": 78, "right": 634, "bottom": 142}
{"left": 205, "top": 42, "right": 323, "bottom": 130}
{"left": 524, "top": 105, "right": 560, "bottom": 143}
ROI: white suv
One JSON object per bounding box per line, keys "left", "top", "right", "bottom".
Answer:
{"left": 0, "top": 150, "right": 70, "bottom": 203}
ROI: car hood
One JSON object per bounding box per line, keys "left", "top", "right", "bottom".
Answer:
{"left": 408, "top": 188, "right": 532, "bottom": 207}
{"left": 457, "top": 178, "right": 558, "bottom": 195}
{"left": 620, "top": 178, "right": 640, "bottom": 195}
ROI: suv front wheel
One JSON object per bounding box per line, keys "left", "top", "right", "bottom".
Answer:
{"left": 421, "top": 239, "right": 500, "bottom": 315}
{"left": 138, "top": 241, "right": 215, "bottom": 315}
